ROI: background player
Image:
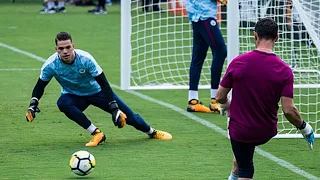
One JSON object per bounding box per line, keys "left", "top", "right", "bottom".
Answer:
{"left": 185, "top": 0, "right": 227, "bottom": 113}
{"left": 40, "top": 0, "right": 66, "bottom": 14}
{"left": 88, "top": 0, "right": 107, "bottom": 14}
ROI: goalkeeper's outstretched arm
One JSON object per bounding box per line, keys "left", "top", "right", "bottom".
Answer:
{"left": 94, "top": 72, "right": 115, "bottom": 105}
{"left": 94, "top": 72, "right": 127, "bottom": 128}
{"left": 281, "top": 96, "right": 315, "bottom": 150}
{"left": 26, "top": 78, "right": 50, "bottom": 122}
{"left": 31, "top": 78, "right": 50, "bottom": 100}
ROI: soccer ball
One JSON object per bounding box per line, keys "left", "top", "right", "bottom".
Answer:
{"left": 69, "top": 150, "right": 96, "bottom": 176}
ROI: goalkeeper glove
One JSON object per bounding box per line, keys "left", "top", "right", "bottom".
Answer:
{"left": 298, "top": 121, "right": 314, "bottom": 150}
{"left": 216, "top": 0, "right": 227, "bottom": 5}
{"left": 109, "top": 101, "right": 127, "bottom": 128}
{"left": 220, "top": 98, "right": 230, "bottom": 117}
{"left": 26, "top": 97, "right": 41, "bottom": 122}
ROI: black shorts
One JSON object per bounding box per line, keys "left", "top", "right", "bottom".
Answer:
{"left": 230, "top": 138, "right": 270, "bottom": 178}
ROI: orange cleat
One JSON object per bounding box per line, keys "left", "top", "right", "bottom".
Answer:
{"left": 187, "top": 99, "right": 212, "bottom": 113}
{"left": 85, "top": 128, "right": 106, "bottom": 147}
{"left": 149, "top": 130, "right": 172, "bottom": 140}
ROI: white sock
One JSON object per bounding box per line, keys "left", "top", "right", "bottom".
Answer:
{"left": 211, "top": 89, "right": 218, "bottom": 99}
{"left": 58, "top": 1, "right": 64, "bottom": 8}
{"left": 147, "top": 127, "right": 154, "bottom": 135}
{"left": 188, "top": 90, "right": 199, "bottom": 101}
{"left": 47, "top": 2, "right": 54, "bottom": 9}
{"left": 87, "top": 124, "right": 97, "bottom": 134}
{"left": 228, "top": 172, "right": 238, "bottom": 180}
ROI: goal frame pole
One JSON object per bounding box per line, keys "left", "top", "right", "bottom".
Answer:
{"left": 227, "top": 0, "right": 239, "bottom": 65}
{"left": 121, "top": 1, "right": 131, "bottom": 90}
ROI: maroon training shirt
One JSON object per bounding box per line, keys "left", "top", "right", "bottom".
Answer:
{"left": 220, "top": 50, "right": 294, "bottom": 143}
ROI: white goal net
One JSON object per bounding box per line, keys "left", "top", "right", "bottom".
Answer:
{"left": 121, "top": 0, "right": 320, "bottom": 138}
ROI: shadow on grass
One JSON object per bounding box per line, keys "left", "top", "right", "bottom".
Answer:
{"left": 67, "top": 176, "right": 95, "bottom": 179}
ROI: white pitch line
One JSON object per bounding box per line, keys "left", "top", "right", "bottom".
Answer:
{"left": 0, "top": 42, "right": 46, "bottom": 62}
{"left": 1, "top": 41, "right": 319, "bottom": 180}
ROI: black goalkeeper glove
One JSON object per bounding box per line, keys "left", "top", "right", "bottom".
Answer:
{"left": 26, "top": 97, "right": 41, "bottom": 122}
{"left": 109, "top": 100, "right": 127, "bottom": 128}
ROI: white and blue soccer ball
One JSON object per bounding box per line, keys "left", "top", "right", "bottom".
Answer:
{"left": 69, "top": 150, "right": 96, "bottom": 176}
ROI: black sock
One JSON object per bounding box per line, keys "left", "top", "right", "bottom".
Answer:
{"left": 98, "top": 0, "right": 105, "bottom": 9}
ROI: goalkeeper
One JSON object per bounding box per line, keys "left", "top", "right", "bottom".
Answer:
{"left": 26, "top": 31, "right": 172, "bottom": 147}
{"left": 185, "top": 0, "right": 227, "bottom": 113}
{"left": 215, "top": 18, "right": 315, "bottom": 180}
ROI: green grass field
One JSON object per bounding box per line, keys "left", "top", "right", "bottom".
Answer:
{"left": 0, "top": 2, "right": 319, "bottom": 180}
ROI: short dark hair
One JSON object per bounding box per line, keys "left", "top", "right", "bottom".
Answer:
{"left": 254, "top": 18, "right": 278, "bottom": 41}
{"left": 55, "top": 32, "right": 72, "bottom": 45}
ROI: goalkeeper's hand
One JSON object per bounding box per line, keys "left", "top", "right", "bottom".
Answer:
{"left": 220, "top": 98, "right": 230, "bottom": 117}
{"left": 26, "top": 97, "right": 41, "bottom": 122}
{"left": 109, "top": 101, "right": 127, "bottom": 128}
{"left": 299, "top": 121, "right": 314, "bottom": 150}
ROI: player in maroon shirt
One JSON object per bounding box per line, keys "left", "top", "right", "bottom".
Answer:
{"left": 215, "top": 18, "right": 314, "bottom": 180}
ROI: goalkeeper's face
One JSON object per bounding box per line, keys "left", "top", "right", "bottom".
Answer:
{"left": 56, "top": 39, "right": 75, "bottom": 64}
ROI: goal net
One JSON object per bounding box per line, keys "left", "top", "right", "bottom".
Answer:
{"left": 121, "top": 0, "right": 320, "bottom": 138}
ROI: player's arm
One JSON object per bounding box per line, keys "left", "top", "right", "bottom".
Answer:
{"left": 281, "top": 97, "right": 314, "bottom": 150}
{"left": 281, "top": 69, "right": 314, "bottom": 150}
{"left": 215, "top": 59, "right": 235, "bottom": 116}
{"left": 94, "top": 72, "right": 114, "bottom": 103}
{"left": 216, "top": 85, "right": 231, "bottom": 116}
{"left": 216, "top": 85, "right": 231, "bottom": 104}
{"left": 94, "top": 72, "right": 127, "bottom": 128}
{"left": 26, "top": 78, "right": 50, "bottom": 122}
{"left": 281, "top": 97, "right": 303, "bottom": 127}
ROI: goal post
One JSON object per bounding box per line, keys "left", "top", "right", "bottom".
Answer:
{"left": 121, "top": 0, "right": 320, "bottom": 138}
{"left": 120, "top": 0, "right": 131, "bottom": 90}
{"left": 227, "top": 0, "right": 239, "bottom": 64}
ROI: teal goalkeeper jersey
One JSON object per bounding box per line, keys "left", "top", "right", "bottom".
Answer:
{"left": 40, "top": 49, "right": 103, "bottom": 96}
{"left": 185, "top": 0, "right": 218, "bottom": 22}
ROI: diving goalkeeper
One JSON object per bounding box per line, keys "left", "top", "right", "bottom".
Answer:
{"left": 26, "top": 31, "right": 172, "bottom": 147}
{"left": 215, "top": 18, "right": 314, "bottom": 180}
